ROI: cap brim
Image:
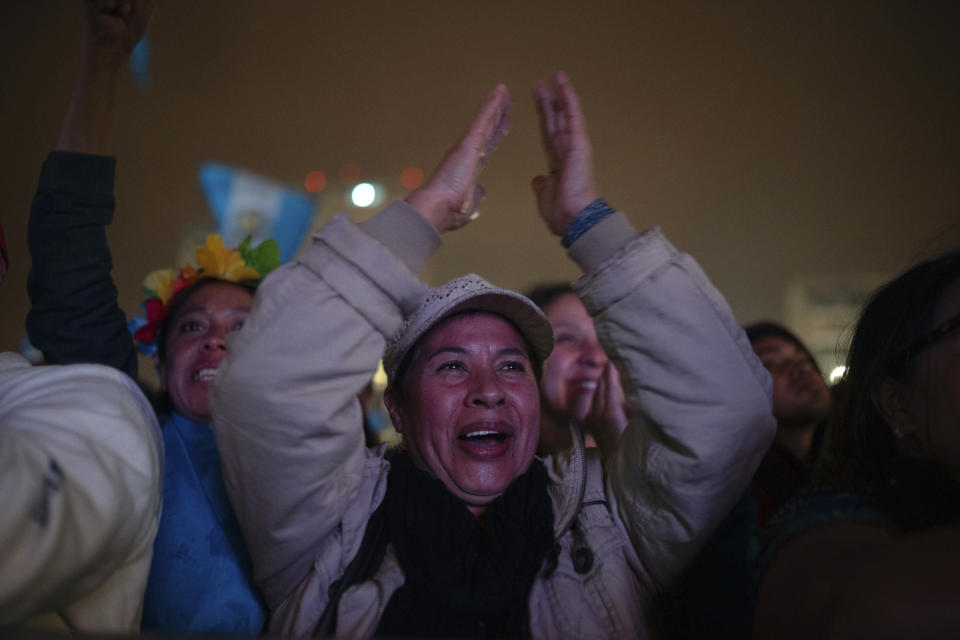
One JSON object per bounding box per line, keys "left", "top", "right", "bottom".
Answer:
{"left": 385, "top": 286, "right": 554, "bottom": 383}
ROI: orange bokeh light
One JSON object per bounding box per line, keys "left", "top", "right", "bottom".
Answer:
{"left": 304, "top": 170, "right": 327, "bottom": 193}
{"left": 338, "top": 162, "right": 361, "bottom": 185}
{"left": 401, "top": 166, "right": 424, "bottom": 190}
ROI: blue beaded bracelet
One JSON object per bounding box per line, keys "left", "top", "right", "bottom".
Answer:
{"left": 561, "top": 198, "right": 615, "bottom": 248}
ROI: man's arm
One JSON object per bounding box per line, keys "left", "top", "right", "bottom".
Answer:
{"left": 59, "top": 0, "right": 157, "bottom": 155}
{"left": 26, "top": 1, "right": 157, "bottom": 378}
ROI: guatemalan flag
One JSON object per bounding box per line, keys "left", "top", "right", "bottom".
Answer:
{"left": 199, "top": 163, "right": 318, "bottom": 263}
{"left": 130, "top": 36, "right": 151, "bottom": 89}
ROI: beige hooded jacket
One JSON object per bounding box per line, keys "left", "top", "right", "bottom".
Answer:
{"left": 212, "top": 203, "right": 775, "bottom": 638}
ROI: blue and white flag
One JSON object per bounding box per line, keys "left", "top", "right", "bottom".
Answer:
{"left": 130, "top": 36, "right": 151, "bottom": 89}
{"left": 199, "top": 163, "right": 318, "bottom": 263}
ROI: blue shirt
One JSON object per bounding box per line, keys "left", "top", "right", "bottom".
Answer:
{"left": 141, "top": 412, "right": 266, "bottom": 635}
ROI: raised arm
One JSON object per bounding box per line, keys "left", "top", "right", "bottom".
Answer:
{"left": 27, "top": 0, "right": 157, "bottom": 378}
{"left": 531, "top": 72, "right": 598, "bottom": 236}
{"left": 210, "top": 85, "right": 511, "bottom": 612}
{"left": 407, "top": 83, "right": 511, "bottom": 232}
{"left": 531, "top": 72, "right": 776, "bottom": 588}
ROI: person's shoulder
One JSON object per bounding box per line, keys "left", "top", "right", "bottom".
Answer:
{"left": 1, "top": 357, "right": 132, "bottom": 400}
{"left": 756, "top": 482, "right": 892, "bottom": 583}
{"left": 0, "top": 351, "right": 30, "bottom": 372}
{"left": 34, "top": 361, "right": 147, "bottom": 405}
{"left": 769, "top": 483, "right": 888, "bottom": 531}
{"left": 1, "top": 359, "right": 161, "bottom": 463}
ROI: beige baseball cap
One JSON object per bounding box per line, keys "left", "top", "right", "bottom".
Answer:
{"left": 383, "top": 274, "right": 554, "bottom": 384}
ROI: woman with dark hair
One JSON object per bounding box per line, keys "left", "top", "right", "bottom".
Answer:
{"left": 526, "top": 283, "right": 629, "bottom": 456}
{"left": 26, "top": 1, "right": 270, "bottom": 634}
{"left": 753, "top": 250, "right": 960, "bottom": 639}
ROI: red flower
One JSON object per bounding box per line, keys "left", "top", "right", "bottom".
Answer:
{"left": 172, "top": 265, "right": 199, "bottom": 297}
{"left": 133, "top": 297, "right": 169, "bottom": 344}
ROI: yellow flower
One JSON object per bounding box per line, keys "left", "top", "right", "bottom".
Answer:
{"left": 143, "top": 268, "right": 178, "bottom": 304}
{"left": 195, "top": 235, "right": 260, "bottom": 282}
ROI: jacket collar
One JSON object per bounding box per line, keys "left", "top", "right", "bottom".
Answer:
{"left": 542, "top": 422, "right": 587, "bottom": 539}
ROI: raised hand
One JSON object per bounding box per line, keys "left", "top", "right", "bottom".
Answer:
{"left": 406, "top": 84, "right": 511, "bottom": 233}
{"left": 57, "top": 0, "right": 158, "bottom": 154}
{"left": 83, "top": 0, "right": 158, "bottom": 57}
{"left": 531, "top": 72, "right": 598, "bottom": 236}
{"left": 580, "top": 362, "right": 629, "bottom": 458}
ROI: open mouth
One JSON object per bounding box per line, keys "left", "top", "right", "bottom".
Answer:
{"left": 193, "top": 368, "right": 218, "bottom": 383}
{"left": 569, "top": 378, "right": 598, "bottom": 393}
{"left": 458, "top": 429, "right": 510, "bottom": 444}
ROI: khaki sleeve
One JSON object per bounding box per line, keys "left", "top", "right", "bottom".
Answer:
{"left": 570, "top": 222, "right": 775, "bottom": 590}
{"left": 211, "top": 209, "right": 433, "bottom": 609}
{"left": 0, "top": 360, "right": 162, "bottom": 625}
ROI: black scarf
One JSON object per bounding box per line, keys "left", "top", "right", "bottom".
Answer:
{"left": 371, "top": 451, "right": 555, "bottom": 638}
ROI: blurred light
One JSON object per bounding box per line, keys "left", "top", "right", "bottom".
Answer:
{"left": 400, "top": 166, "right": 424, "bottom": 190}
{"left": 351, "top": 183, "right": 377, "bottom": 208}
{"left": 304, "top": 170, "right": 327, "bottom": 193}
{"left": 372, "top": 361, "right": 388, "bottom": 391}
{"left": 338, "top": 162, "right": 361, "bottom": 185}
{"left": 829, "top": 366, "right": 846, "bottom": 383}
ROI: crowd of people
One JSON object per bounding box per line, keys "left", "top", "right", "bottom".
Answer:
{"left": 2, "top": 1, "right": 958, "bottom": 638}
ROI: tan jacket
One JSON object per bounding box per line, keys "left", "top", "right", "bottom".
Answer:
{"left": 212, "top": 203, "right": 775, "bottom": 638}
{"left": 0, "top": 353, "right": 163, "bottom": 633}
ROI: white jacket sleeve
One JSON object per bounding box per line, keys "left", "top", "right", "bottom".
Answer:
{"left": 0, "top": 353, "right": 162, "bottom": 629}
{"left": 211, "top": 204, "right": 438, "bottom": 610}
{"left": 569, "top": 213, "right": 776, "bottom": 589}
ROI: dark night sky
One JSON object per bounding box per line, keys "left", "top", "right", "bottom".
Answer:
{"left": 2, "top": 1, "right": 958, "bottom": 376}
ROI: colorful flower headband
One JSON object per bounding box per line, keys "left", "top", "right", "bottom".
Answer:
{"left": 129, "top": 234, "right": 280, "bottom": 356}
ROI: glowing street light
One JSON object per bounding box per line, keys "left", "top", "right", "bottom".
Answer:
{"left": 351, "top": 182, "right": 377, "bottom": 208}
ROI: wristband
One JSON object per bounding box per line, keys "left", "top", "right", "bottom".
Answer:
{"left": 561, "top": 198, "right": 614, "bottom": 248}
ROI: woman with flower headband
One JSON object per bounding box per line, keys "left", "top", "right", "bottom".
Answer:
{"left": 26, "top": 1, "right": 269, "bottom": 634}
